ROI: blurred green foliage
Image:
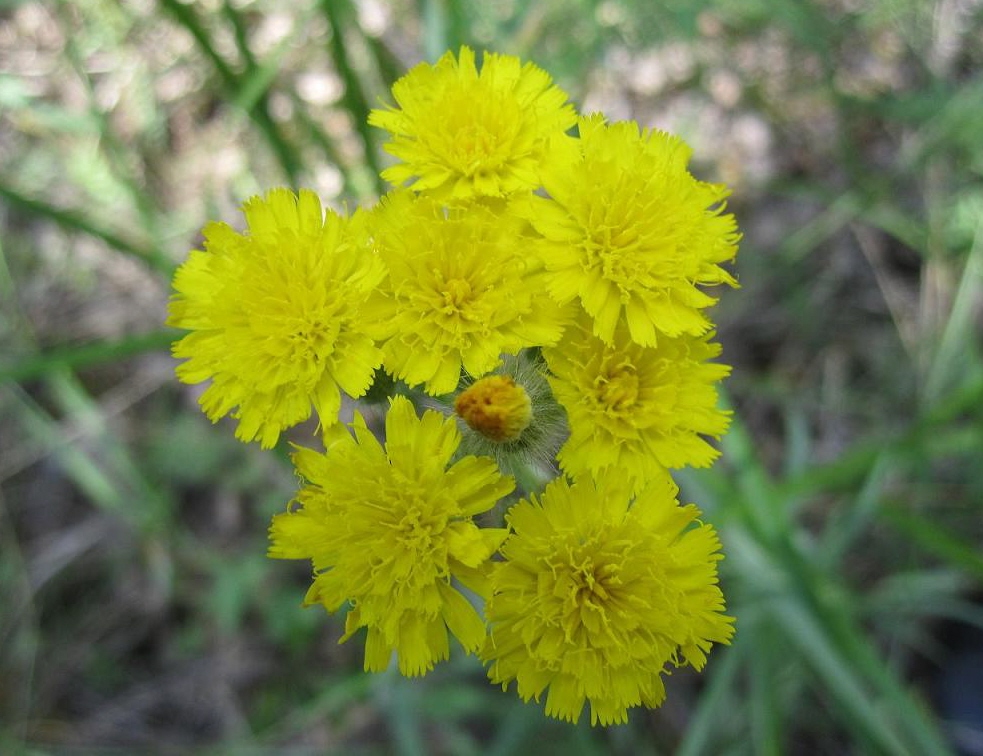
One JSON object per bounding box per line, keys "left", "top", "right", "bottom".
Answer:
{"left": 1, "top": 0, "right": 982, "bottom": 753}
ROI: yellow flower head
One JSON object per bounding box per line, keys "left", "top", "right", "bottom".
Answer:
{"left": 369, "top": 46, "right": 577, "bottom": 200}
{"left": 482, "top": 475, "right": 734, "bottom": 726}
{"left": 520, "top": 115, "right": 740, "bottom": 346}
{"left": 268, "top": 396, "right": 514, "bottom": 676}
{"left": 167, "top": 189, "right": 384, "bottom": 448}
{"left": 455, "top": 374, "right": 532, "bottom": 443}
{"left": 545, "top": 316, "right": 731, "bottom": 492}
{"left": 363, "top": 191, "right": 568, "bottom": 395}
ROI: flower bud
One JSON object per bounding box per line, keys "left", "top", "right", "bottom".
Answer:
{"left": 455, "top": 375, "right": 533, "bottom": 443}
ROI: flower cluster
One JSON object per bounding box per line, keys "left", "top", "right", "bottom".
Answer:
{"left": 168, "top": 47, "right": 738, "bottom": 726}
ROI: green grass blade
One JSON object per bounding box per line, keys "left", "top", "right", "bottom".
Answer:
{"left": 924, "top": 214, "right": 983, "bottom": 403}
{"left": 47, "top": 369, "right": 173, "bottom": 531}
{"left": 159, "top": 0, "right": 301, "bottom": 185}
{"left": 882, "top": 506, "right": 983, "bottom": 583}
{"left": 160, "top": 0, "right": 237, "bottom": 83}
{"left": 676, "top": 636, "right": 748, "bottom": 756}
{"left": 0, "top": 183, "right": 171, "bottom": 275}
{"left": 226, "top": 3, "right": 321, "bottom": 116}
{"left": 767, "top": 594, "right": 914, "bottom": 755}
{"left": 4, "top": 368, "right": 174, "bottom": 539}
{"left": 0, "top": 330, "right": 179, "bottom": 385}
{"left": 716, "top": 399, "right": 786, "bottom": 544}
{"left": 770, "top": 530, "right": 953, "bottom": 756}
{"left": 866, "top": 569, "right": 973, "bottom": 634}
{"left": 484, "top": 699, "right": 544, "bottom": 756}
{"left": 818, "top": 452, "right": 893, "bottom": 568}
{"left": 53, "top": 3, "right": 166, "bottom": 251}
{"left": 364, "top": 31, "right": 405, "bottom": 87}
{"left": 219, "top": 2, "right": 360, "bottom": 196}
{"left": 779, "top": 371, "right": 983, "bottom": 499}
{"left": 320, "top": 0, "right": 384, "bottom": 191}
{"left": 222, "top": 0, "right": 258, "bottom": 69}
{"left": 725, "top": 500, "right": 951, "bottom": 755}
{"left": 821, "top": 594, "right": 954, "bottom": 756}
{"left": 749, "top": 624, "right": 785, "bottom": 756}
{"left": 376, "top": 668, "right": 427, "bottom": 756}
{"left": 6, "top": 380, "right": 129, "bottom": 523}
{"left": 421, "top": 0, "right": 449, "bottom": 60}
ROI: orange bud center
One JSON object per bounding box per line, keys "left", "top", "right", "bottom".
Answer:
{"left": 454, "top": 375, "right": 532, "bottom": 443}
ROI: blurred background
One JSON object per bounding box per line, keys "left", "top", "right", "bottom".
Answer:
{"left": 2, "top": 0, "right": 983, "bottom": 753}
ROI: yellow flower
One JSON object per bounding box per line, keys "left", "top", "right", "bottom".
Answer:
{"left": 369, "top": 46, "right": 577, "bottom": 200}
{"left": 482, "top": 475, "right": 734, "bottom": 726}
{"left": 268, "top": 396, "right": 514, "bottom": 677}
{"left": 363, "top": 191, "right": 568, "bottom": 395}
{"left": 168, "top": 189, "right": 383, "bottom": 448}
{"left": 545, "top": 316, "right": 730, "bottom": 492}
{"left": 519, "top": 115, "right": 740, "bottom": 346}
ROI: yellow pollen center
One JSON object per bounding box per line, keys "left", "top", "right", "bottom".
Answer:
{"left": 284, "top": 315, "right": 341, "bottom": 382}
{"left": 454, "top": 375, "right": 533, "bottom": 443}
{"left": 292, "top": 317, "right": 335, "bottom": 349}
{"left": 395, "top": 506, "right": 436, "bottom": 552}
{"left": 597, "top": 369, "right": 639, "bottom": 411}
{"left": 441, "top": 278, "right": 473, "bottom": 311}
{"left": 442, "top": 91, "right": 515, "bottom": 172}
{"left": 573, "top": 559, "right": 609, "bottom": 602}
{"left": 457, "top": 123, "right": 497, "bottom": 162}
